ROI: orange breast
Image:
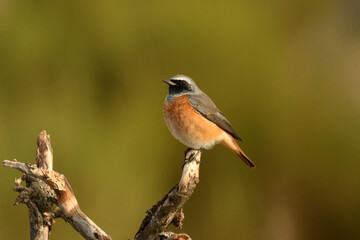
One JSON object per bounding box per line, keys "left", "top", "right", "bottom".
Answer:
{"left": 163, "top": 95, "right": 224, "bottom": 149}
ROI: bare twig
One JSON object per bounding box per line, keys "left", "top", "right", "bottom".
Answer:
{"left": 35, "top": 131, "right": 53, "bottom": 171}
{"left": 135, "top": 149, "right": 201, "bottom": 240}
{"left": 3, "top": 130, "right": 111, "bottom": 240}
{"left": 28, "top": 130, "right": 54, "bottom": 240}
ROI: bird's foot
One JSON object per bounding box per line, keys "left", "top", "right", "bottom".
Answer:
{"left": 184, "top": 148, "right": 193, "bottom": 158}
{"left": 183, "top": 148, "right": 202, "bottom": 168}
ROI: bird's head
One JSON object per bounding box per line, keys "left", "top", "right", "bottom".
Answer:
{"left": 163, "top": 75, "right": 199, "bottom": 98}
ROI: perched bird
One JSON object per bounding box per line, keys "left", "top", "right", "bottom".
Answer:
{"left": 163, "top": 75, "right": 255, "bottom": 168}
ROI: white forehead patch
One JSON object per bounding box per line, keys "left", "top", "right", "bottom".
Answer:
{"left": 171, "top": 74, "right": 192, "bottom": 81}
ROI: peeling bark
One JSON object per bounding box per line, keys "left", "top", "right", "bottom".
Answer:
{"left": 3, "top": 130, "right": 111, "bottom": 240}
{"left": 4, "top": 130, "right": 200, "bottom": 240}
{"left": 135, "top": 149, "right": 201, "bottom": 240}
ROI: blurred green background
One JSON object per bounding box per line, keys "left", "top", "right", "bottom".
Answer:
{"left": 1, "top": 0, "right": 359, "bottom": 239}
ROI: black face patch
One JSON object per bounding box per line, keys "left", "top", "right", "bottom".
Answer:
{"left": 168, "top": 79, "right": 194, "bottom": 95}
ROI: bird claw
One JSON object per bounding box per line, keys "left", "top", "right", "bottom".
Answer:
{"left": 182, "top": 148, "right": 201, "bottom": 168}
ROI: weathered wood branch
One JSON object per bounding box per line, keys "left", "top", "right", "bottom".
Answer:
{"left": 155, "top": 232, "right": 191, "bottom": 240}
{"left": 4, "top": 131, "right": 201, "bottom": 240}
{"left": 29, "top": 130, "right": 54, "bottom": 240}
{"left": 3, "top": 130, "right": 111, "bottom": 240}
{"left": 135, "top": 149, "right": 201, "bottom": 240}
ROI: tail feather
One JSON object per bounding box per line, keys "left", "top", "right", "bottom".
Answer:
{"left": 236, "top": 147, "right": 255, "bottom": 168}
{"left": 221, "top": 135, "right": 255, "bottom": 168}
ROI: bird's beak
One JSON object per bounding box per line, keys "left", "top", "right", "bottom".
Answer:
{"left": 163, "top": 79, "right": 176, "bottom": 86}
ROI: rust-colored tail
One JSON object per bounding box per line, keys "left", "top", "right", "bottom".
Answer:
{"left": 221, "top": 135, "right": 255, "bottom": 168}
{"left": 235, "top": 145, "right": 255, "bottom": 168}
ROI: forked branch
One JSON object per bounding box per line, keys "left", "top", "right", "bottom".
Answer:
{"left": 3, "top": 131, "right": 201, "bottom": 240}
{"left": 3, "top": 130, "right": 111, "bottom": 240}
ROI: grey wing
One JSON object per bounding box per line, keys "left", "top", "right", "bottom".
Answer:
{"left": 188, "top": 92, "right": 242, "bottom": 141}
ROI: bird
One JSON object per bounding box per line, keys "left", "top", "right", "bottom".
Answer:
{"left": 163, "top": 74, "right": 255, "bottom": 168}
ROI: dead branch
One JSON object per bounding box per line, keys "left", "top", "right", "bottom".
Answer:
{"left": 4, "top": 130, "right": 201, "bottom": 240}
{"left": 3, "top": 130, "right": 111, "bottom": 240}
{"left": 155, "top": 232, "right": 192, "bottom": 240}
{"left": 134, "top": 149, "right": 201, "bottom": 240}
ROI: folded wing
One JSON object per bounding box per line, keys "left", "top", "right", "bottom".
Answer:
{"left": 188, "top": 92, "right": 242, "bottom": 141}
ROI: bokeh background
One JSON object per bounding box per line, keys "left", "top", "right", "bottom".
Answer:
{"left": 1, "top": 0, "right": 360, "bottom": 239}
